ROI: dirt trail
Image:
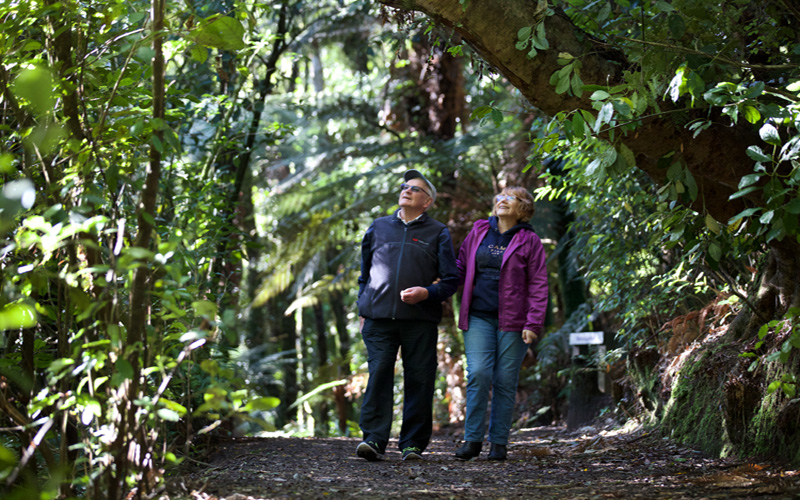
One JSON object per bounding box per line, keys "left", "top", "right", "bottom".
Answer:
{"left": 168, "top": 423, "right": 800, "bottom": 499}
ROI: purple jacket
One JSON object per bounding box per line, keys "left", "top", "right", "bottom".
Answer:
{"left": 457, "top": 219, "right": 548, "bottom": 333}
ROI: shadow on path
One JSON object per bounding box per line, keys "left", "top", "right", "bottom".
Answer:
{"left": 168, "top": 423, "right": 800, "bottom": 499}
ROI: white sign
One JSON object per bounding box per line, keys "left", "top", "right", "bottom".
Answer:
{"left": 569, "top": 331, "right": 604, "bottom": 345}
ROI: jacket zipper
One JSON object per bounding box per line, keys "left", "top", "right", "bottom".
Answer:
{"left": 391, "top": 223, "right": 409, "bottom": 319}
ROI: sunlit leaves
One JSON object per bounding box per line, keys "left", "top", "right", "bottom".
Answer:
{"left": 0, "top": 303, "right": 37, "bottom": 331}
{"left": 11, "top": 66, "right": 54, "bottom": 116}
{"left": 0, "top": 444, "right": 16, "bottom": 481}
{"left": 189, "top": 15, "right": 246, "bottom": 51}
{"left": 666, "top": 64, "right": 705, "bottom": 106}
{"left": 471, "top": 104, "right": 504, "bottom": 127}
{"left": 759, "top": 123, "right": 781, "bottom": 146}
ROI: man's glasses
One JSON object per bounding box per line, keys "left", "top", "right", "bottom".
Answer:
{"left": 495, "top": 194, "right": 520, "bottom": 203}
{"left": 401, "top": 183, "right": 431, "bottom": 197}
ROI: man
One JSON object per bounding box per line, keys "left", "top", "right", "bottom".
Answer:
{"left": 356, "top": 169, "right": 459, "bottom": 461}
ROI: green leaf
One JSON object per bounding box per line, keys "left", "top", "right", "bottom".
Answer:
{"left": 783, "top": 212, "right": 798, "bottom": 238}
{"left": 189, "top": 45, "right": 208, "bottom": 63}
{"left": 12, "top": 66, "right": 55, "bottom": 116}
{"left": 738, "top": 173, "right": 761, "bottom": 188}
{"left": 585, "top": 158, "right": 603, "bottom": 177}
{"left": 684, "top": 169, "right": 698, "bottom": 200}
{"left": 570, "top": 72, "right": 584, "bottom": 97}
{"left": 555, "top": 74, "right": 570, "bottom": 94}
{"left": 668, "top": 14, "right": 685, "bottom": 38}
{"left": 741, "top": 105, "right": 761, "bottom": 124}
{"left": 785, "top": 198, "right": 800, "bottom": 214}
{"left": 161, "top": 399, "right": 188, "bottom": 415}
{"left": 192, "top": 300, "right": 218, "bottom": 320}
{"left": 471, "top": 105, "right": 493, "bottom": 120}
{"left": 618, "top": 142, "right": 636, "bottom": 168}
{"left": 190, "top": 15, "right": 246, "bottom": 51}
{"left": 0, "top": 443, "right": 16, "bottom": 470}
{"left": 157, "top": 408, "right": 181, "bottom": 422}
{"left": 767, "top": 380, "right": 781, "bottom": 393}
{"left": 708, "top": 243, "right": 722, "bottom": 262}
{"left": 728, "top": 208, "right": 761, "bottom": 225}
{"left": 491, "top": 108, "right": 503, "bottom": 127}
{"left": 655, "top": 0, "right": 675, "bottom": 12}
{"left": 201, "top": 359, "right": 219, "bottom": 376}
{"left": 0, "top": 303, "right": 37, "bottom": 331}
{"left": 729, "top": 186, "right": 759, "bottom": 201}
{"left": 594, "top": 102, "right": 614, "bottom": 133}
{"left": 705, "top": 214, "right": 721, "bottom": 234}
{"left": 667, "top": 67, "right": 686, "bottom": 102}
{"left": 244, "top": 396, "right": 281, "bottom": 412}
{"left": 533, "top": 23, "right": 549, "bottom": 50}
{"left": 744, "top": 81, "right": 765, "bottom": 99}
{"left": 780, "top": 137, "right": 800, "bottom": 162}
{"left": 597, "top": 2, "right": 612, "bottom": 22}
{"left": 48, "top": 358, "right": 76, "bottom": 375}
{"left": 746, "top": 145, "right": 771, "bottom": 163}
{"left": 759, "top": 123, "right": 781, "bottom": 145}
{"left": 117, "top": 359, "right": 134, "bottom": 379}
{"left": 517, "top": 26, "right": 532, "bottom": 40}
{"left": 572, "top": 113, "right": 585, "bottom": 141}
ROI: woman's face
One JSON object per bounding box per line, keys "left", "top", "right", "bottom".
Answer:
{"left": 494, "top": 192, "right": 521, "bottom": 219}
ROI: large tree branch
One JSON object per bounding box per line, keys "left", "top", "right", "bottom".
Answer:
{"left": 378, "top": 0, "right": 762, "bottom": 221}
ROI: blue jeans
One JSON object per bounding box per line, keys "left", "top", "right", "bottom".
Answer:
{"left": 463, "top": 314, "right": 528, "bottom": 445}
{"left": 359, "top": 318, "right": 438, "bottom": 453}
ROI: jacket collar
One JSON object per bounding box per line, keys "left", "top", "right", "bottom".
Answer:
{"left": 395, "top": 209, "right": 427, "bottom": 225}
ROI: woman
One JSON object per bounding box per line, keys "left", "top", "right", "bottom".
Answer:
{"left": 454, "top": 186, "right": 549, "bottom": 461}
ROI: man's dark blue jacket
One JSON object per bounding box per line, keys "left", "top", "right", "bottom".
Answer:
{"left": 358, "top": 211, "right": 459, "bottom": 323}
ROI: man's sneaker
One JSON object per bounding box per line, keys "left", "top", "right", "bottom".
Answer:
{"left": 402, "top": 446, "right": 423, "bottom": 461}
{"left": 356, "top": 441, "right": 384, "bottom": 462}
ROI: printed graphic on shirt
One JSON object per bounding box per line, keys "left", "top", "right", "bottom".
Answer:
{"left": 487, "top": 244, "right": 506, "bottom": 256}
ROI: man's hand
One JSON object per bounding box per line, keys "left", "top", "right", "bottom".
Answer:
{"left": 522, "top": 330, "right": 538, "bottom": 344}
{"left": 400, "top": 286, "right": 429, "bottom": 304}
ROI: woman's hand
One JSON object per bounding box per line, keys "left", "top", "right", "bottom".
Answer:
{"left": 522, "top": 330, "right": 537, "bottom": 344}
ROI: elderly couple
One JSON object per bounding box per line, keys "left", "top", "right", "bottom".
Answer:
{"left": 356, "top": 169, "right": 548, "bottom": 462}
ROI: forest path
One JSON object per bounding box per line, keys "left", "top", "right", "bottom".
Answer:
{"left": 168, "top": 423, "right": 800, "bottom": 499}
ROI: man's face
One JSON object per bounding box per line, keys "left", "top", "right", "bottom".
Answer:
{"left": 399, "top": 178, "right": 433, "bottom": 211}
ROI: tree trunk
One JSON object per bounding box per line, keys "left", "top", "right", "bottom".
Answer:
{"left": 114, "top": 0, "right": 165, "bottom": 496}
{"left": 330, "top": 291, "right": 352, "bottom": 434}
{"left": 313, "top": 303, "right": 330, "bottom": 436}
{"left": 274, "top": 296, "right": 298, "bottom": 429}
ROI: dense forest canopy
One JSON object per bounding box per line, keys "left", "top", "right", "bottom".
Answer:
{"left": 0, "top": 0, "right": 799, "bottom": 498}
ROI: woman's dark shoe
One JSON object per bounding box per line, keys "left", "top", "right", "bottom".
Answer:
{"left": 488, "top": 443, "right": 507, "bottom": 461}
{"left": 454, "top": 441, "right": 482, "bottom": 460}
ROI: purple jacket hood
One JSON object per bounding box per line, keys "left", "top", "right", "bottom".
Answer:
{"left": 457, "top": 219, "right": 548, "bottom": 333}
